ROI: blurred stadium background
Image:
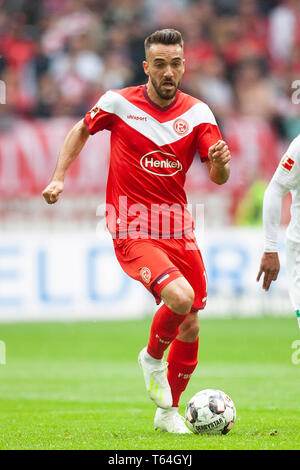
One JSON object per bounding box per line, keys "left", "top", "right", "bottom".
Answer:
{"left": 1, "top": 0, "right": 300, "bottom": 322}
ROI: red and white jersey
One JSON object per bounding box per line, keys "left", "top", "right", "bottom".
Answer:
{"left": 84, "top": 84, "right": 222, "bottom": 238}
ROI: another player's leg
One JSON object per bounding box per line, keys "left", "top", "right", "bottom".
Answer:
{"left": 138, "top": 277, "right": 194, "bottom": 410}
{"left": 286, "top": 240, "right": 300, "bottom": 329}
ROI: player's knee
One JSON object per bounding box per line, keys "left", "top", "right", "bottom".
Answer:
{"left": 169, "top": 285, "right": 195, "bottom": 315}
{"left": 161, "top": 277, "right": 195, "bottom": 315}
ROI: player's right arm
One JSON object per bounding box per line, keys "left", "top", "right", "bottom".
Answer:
{"left": 42, "top": 119, "right": 89, "bottom": 204}
{"left": 43, "top": 91, "right": 114, "bottom": 204}
{"left": 257, "top": 135, "right": 300, "bottom": 290}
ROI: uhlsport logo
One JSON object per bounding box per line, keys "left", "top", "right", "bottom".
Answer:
{"left": 173, "top": 118, "right": 189, "bottom": 135}
{"left": 127, "top": 114, "right": 147, "bottom": 121}
{"left": 140, "top": 150, "right": 183, "bottom": 177}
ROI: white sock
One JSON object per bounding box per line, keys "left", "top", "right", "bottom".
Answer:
{"left": 158, "top": 406, "right": 178, "bottom": 416}
{"left": 144, "top": 349, "right": 163, "bottom": 365}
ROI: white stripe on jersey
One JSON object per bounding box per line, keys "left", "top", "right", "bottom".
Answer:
{"left": 96, "top": 90, "right": 217, "bottom": 146}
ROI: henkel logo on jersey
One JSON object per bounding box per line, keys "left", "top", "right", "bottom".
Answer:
{"left": 140, "top": 150, "right": 183, "bottom": 177}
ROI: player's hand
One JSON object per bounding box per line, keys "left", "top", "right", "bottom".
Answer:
{"left": 256, "top": 252, "right": 280, "bottom": 291}
{"left": 42, "top": 180, "right": 64, "bottom": 204}
{"left": 208, "top": 140, "right": 231, "bottom": 168}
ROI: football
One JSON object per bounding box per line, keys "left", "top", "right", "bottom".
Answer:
{"left": 185, "top": 389, "right": 236, "bottom": 435}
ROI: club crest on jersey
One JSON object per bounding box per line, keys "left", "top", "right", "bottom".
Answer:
{"left": 173, "top": 118, "right": 189, "bottom": 135}
{"left": 140, "top": 267, "right": 151, "bottom": 284}
{"left": 140, "top": 150, "right": 183, "bottom": 177}
{"left": 281, "top": 155, "right": 295, "bottom": 172}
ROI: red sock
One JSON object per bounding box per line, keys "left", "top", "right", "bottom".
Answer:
{"left": 167, "top": 337, "right": 199, "bottom": 407}
{"left": 147, "top": 304, "right": 187, "bottom": 360}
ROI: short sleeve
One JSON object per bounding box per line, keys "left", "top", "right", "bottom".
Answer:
{"left": 84, "top": 91, "right": 115, "bottom": 135}
{"left": 272, "top": 135, "right": 300, "bottom": 190}
{"left": 196, "top": 104, "right": 223, "bottom": 162}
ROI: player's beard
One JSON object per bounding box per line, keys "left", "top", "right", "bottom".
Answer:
{"left": 150, "top": 75, "right": 180, "bottom": 101}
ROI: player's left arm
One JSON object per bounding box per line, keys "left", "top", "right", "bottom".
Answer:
{"left": 205, "top": 140, "right": 231, "bottom": 185}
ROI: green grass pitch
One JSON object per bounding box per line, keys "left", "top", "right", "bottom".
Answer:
{"left": 0, "top": 316, "right": 299, "bottom": 450}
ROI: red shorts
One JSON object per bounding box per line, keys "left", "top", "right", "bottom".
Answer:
{"left": 113, "top": 233, "right": 207, "bottom": 311}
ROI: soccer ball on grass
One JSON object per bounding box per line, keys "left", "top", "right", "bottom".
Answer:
{"left": 185, "top": 389, "right": 236, "bottom": 435}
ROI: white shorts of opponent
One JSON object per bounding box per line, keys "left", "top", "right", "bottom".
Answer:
{"left": 286, "top": 239, "right": 300, "bottom": 328}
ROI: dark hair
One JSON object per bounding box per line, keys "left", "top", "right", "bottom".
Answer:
{"left": 144, "top": 29, "right": 183, "bottom": 56}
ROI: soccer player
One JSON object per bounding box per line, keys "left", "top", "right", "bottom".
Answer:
{"left": 257, "top": 134, "right": 300, "bottom": 329}
{"left": 42, "top": 29, "right": 231, "bottom": 433}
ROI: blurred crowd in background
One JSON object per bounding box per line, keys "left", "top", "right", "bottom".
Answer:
{"left": 0, "top": 0, "right": 300, "bottom": 227}
{"left": 0, "top": 0, "right": 299, "bottom": 130}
